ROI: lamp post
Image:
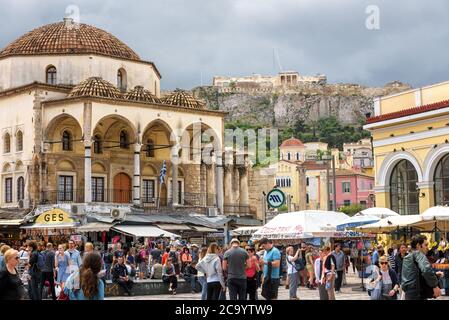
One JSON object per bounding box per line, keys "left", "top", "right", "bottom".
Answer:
{"left": 321, "top": 154, "right": 337, "bottom": 211}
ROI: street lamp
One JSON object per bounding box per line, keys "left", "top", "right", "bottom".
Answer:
{"left": 321, "top": 154, "right": 337, "bottom": 211}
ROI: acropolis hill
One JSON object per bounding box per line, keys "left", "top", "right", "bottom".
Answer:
{"left": 179, "top": 73, "right": 412, "bottom": 128}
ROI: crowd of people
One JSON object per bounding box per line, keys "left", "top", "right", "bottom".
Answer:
{"left": 0, "top": 233, "right": 446, "bottom": 300}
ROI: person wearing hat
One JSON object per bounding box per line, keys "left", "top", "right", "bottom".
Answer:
{"left": 223, "top": 238, "right": 249, "bottom": 300}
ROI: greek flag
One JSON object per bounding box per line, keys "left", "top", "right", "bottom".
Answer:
{"left": 159, "top": 160, "right": 167, "bottom": 185}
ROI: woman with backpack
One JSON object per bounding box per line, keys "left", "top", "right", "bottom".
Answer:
{"left": 64, "top": 253, "right": 104, "bottom": 300}
{"left": 286, "top": 246, "right": 301, "bottom": 300}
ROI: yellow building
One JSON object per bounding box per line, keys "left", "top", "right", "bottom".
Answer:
{"left": 365, "top": 80, "right": 449, "bottom": 215}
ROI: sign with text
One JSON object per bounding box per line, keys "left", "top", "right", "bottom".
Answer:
{"left": 267, "top": 188, "right": 285, "bottom": 208}
{"left": 35, "top": 209, "right": 74, "bottom": 224}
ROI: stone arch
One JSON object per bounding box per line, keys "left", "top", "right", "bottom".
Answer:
{"left": 92, "top": 162, "right": 106, "bottom": 173}
{"left": 44, "top": 114, "right": 83, "bottom": 152}
{"left": 182, "top": 122, "right": 222, "bottom": 164}
{"left": 56, "top": 159, "right": 76, "bottom": 171}
{"left": 377, "top": 151, "right": 423, "bottom": 187}
{"left": 142, "top": 163, "right": 157, "bottom": 176}
{"left": 141, "top": 119, "right": 174, "bottom": 160}
{"left": 14, "top": 161, "right": 24, "bottom": 172}
{"left": 2, "top": 163, "right": 11, "bottom": 173}
{"left": 93, "top": 114, "right": 138, "bottom": 144}
{"left": 423, "top": 144, "right": 449, "bottom": 182}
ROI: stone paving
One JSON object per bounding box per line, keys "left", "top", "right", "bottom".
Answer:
{"left": 104, "top": 271, "right": 395, "bottom": 300}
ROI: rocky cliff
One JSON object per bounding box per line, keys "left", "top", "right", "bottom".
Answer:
{"left": 188, "top": 81, "right": 411, "bottom": 128}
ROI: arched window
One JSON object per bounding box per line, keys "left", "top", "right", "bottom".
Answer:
{"left": 4, "top": 133, "right": 10, "bottom": 153}
{"left": 296, "top": 152, "right": 300, "bottom": 161}
{"left": 119, "top": 130, "right": 128, "bottom": 149}
{"left": 117, "top": 69, "right": 127, "bottom": 90}
{"left": 390, "top": 160, "right": 419, "bottom": 215}
{"left": 46, "top": 66, "right": 57, "bottom": 85}
{"left": 16, "top": 130, "right": 23, "bottom": 152}
{"left": 62, "top": 131, "right": 72, "bottom": 151}
{"left": 93, "top": 135, "right": 102, "bottom": 154}
{"left": 287, "top": 152, "right": 291, "bottom": 161}
{"left": 434, "top": 154, "right": 449, "bottom": 206}
{"left": 17, "top": 177, "right": 24, "bottom": 201}
{"left": 146, "top": 139, "right": 155, "bottom": 157}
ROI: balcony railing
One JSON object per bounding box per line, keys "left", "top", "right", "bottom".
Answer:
{"left": 40, "top": 189, "right": 133, "bottom": 205}
{"left": 40, "top": 189, "right": 216, "bottom": 207}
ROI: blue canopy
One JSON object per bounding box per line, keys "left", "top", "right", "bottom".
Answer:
{"left": 336, "top": 215, "right": 380, "bottom": 231}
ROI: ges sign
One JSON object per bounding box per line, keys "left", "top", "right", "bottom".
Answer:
{"left": 35, "top": 209, "right": 74, "bottom": 224}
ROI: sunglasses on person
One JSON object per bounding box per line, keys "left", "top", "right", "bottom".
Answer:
{"left": 380, "top": 262, "right": 388, "bottom": 265}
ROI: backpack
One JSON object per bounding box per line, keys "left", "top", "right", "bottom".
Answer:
{"left": 288, "top": 256, "right": 305, "bottom": 272}
{"left": 36, "top": 251, "right": 46, "bottom": 271}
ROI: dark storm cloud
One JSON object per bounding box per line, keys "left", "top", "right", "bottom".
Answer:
{"left": 1, "top": 0, "right": 449, "bottom": 89}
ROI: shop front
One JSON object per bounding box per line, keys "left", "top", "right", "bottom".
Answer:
{"left": 21, "top": 208, "right": 80, "bottom": 244}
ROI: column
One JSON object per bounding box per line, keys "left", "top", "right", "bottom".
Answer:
{"left": 83, "top": 102, "right": 92, "bottom": 204}
{"left": 417, "top": 181, "right": 434, "bottom": 214}
{"left": 133, "top": 144, "right": 142, "bottom": 206}
{"left": 172, "top": 153, "right": 179, "bottom": 207}
{"left": 215, "top": 154, "right": 224, "bottom": 215}
{"left": 297, "top": 166, "right": 307, "bottom": 210}
{"left": 206, "top": 164, "right": 215, "bottom": 206}
{"left": 239, "top": 167, "right": 249, "bottom": 206}
{"left": 224, "top": 165, "right": 233, "bottom": 205}
{"left": 84, "top": 141, "right": 92, "bottom": 203}
{"left": 233, "top": 165, "right": 240, "bottom": 204}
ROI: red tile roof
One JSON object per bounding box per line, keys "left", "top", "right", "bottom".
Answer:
{"left": 366, "top": 99, "right": 449, "bottom": 124}
{"left": 280, "top": 137, "right": 304, "bottom": 147}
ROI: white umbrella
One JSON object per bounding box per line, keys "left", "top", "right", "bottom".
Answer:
{"left": 356, "top": 207, "right": 399, "bottom": 219}
{"left": 252, "top": 210, "right": 349, "bottom": 240}
{"left": 336, "top": 215, "right": 381, "bottom": 231}
{"left": 408, "top": 206, "right": 449, "bottom": 232}
{"left": 355, "top": 215, "right": 424, "bottom": 234}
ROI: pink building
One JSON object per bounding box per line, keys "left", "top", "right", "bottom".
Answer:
{"left": 330, "top": 169, "right": 374, "bottom": 209}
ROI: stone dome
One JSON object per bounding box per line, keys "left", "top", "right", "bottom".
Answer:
{"left": 162, "top": 89, "right": 205, "bottom": 109}
{"left": 0, "top": 18, "right": 141, "bottom": 61}
{"left": 124, "top": 86, "right": 161, "bottom": 103}
{"left": 68, "top": 77, "right": 122, "bottom": 99}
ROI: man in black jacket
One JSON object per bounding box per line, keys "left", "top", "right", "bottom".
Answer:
{"left": 394, "top": 243, "right": 408, "bottom": 282}
{"left": 27, "top": 241, "right": 41, "bottom": 300}
{"left": 112, "top": 256, "right": 134, "bottom": 296}
{"left": 401, "top": 235, "right": 441, "bottom": 300}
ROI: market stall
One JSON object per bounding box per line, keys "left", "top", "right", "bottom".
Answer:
{"left": 20, "top": 208, "right": 80, "bottom": 243}
{"left": 252, "top": 210, "right": 349, "bottom": 242}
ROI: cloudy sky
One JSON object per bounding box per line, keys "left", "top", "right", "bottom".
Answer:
{"left": 1, "top": 0, "right": 448, "bottom": 90}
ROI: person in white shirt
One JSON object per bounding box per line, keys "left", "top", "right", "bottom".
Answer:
{"left": 286, "top": 246, "right": 301, "bottom": 300}
{"left": 314, "top": 249, "right": 329, "bottom": 300}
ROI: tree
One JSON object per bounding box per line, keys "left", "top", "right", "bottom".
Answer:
{"left": 338, "top": 204, "right": 364, "bottom": 216}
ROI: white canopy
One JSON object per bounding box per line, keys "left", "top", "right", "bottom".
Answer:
{"left": 356, "top": 207, "right": 399, "bottom": 219}
{"left": 355, "top": 215, "right": 424, "bottom": 233}
{"left": 111, "top": 225, "right": 180, "bottom": 238}
{"left": 252, "top": 210, "right": 349, "bottom": 240}
{"left": 336, "top": 215, "right": 380, "bottom": 231}
{"left": 232, "top": 226, "right": 262, "bottom": 236}
{"left": 408, "top": 206, "right": 449, "bottom": 231}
